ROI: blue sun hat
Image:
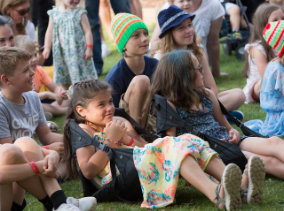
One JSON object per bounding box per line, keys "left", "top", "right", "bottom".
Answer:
{"left": 158, "top": 5, "right": 195, "bottom": 38}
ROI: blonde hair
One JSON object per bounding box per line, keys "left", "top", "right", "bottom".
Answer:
{"left": 0, "top": 46, "right": 31, "bottom": 83}
{"left": 14, "top": 35, "right": 35, "bottom": 52}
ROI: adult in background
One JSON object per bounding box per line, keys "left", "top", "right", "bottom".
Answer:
{"left": 0, "top": 0, "right": 36, "bottom": 41}
{"left": 85, "top": 0, "right": 131, "bottom": 76}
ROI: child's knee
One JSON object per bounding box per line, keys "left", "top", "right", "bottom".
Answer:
{"left": 0, "top": 144, "right": 26, "bottom": 164}
{"left": 131, "top": 75, "right": 150, "bottom": 92}
{"left": 14, "top": 137, "right": 42, "bottom": 156}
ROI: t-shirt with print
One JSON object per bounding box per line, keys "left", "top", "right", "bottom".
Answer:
{"left": 106, "top": 56, "right": 158, "bottom": 107}
{"left": 0, "top": 91, "right": 46, "bottom": 142}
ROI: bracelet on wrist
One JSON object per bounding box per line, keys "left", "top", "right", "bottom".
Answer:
{"left": 126, "top": 137, "right": 134, "bottom": 146}
{"left": 86, "top": 44, "right": 93, "bottom": 48}
{"left": 29, "top": 161, "right": 40, "bottom": 175}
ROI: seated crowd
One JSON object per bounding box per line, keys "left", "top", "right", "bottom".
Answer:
{"left": 0, "top": 0, "right": 283, "bottom": 210}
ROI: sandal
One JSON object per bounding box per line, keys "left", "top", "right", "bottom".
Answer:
{"left": 220, "top": 163, "right": 242, "bottom": 210}
{"left": 246, "top": 155, "right": 266, "bottom": 204}
{"left": 47, "top": 121, "right": 58, "bottom": 132}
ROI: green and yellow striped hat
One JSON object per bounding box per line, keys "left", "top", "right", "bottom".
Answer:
{"left": 111, "top": 13, "right": 148, "bottom": 54}
{"left": 263, "top": 20, "right": 284, "bottom": 57}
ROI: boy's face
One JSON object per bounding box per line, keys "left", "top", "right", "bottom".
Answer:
{"left": 5, "top": 60, "right": 34, "bottom": 92}
{"left": 124, "top": 29, "right": 149, "bottom": 56}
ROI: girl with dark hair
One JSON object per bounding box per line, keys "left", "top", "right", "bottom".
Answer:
{"left": 63, "top": 79, "right": 265, "bottom": 210}
{"left": 149, "top": 48, "right": 284, "bottom": 181}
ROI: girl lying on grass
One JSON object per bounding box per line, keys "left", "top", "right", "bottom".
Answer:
{"left": 63, "top": 79, "right": 265, "bottom": 210}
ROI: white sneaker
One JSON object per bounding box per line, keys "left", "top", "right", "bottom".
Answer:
{"left": 101, "top": 41, "right": 110, "bottom": 58}
{"left": 67, "top": 197, "right": 97, "bottom": 211}
{"left": 53, "top": 203, "right": 80, "bottom": 211}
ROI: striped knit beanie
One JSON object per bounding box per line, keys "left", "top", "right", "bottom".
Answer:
{"left": 263, "top": 20, "right": 284, "bottom": 57}
{"left": 111, "top": 13, "right": 148, "bottom": 54}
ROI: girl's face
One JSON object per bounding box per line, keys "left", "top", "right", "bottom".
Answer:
{"left": 124, "top": 29, "right": 149, "bottom": 56}
{"left": 63, "top": 0, "right": 80, "bottom": 10}
{"left": 27, "top": 49, "right": 39, "bottom": 71}
{"left": 172, "top": 18, "right": 194, "bottom": 48}
{"left": 7, "top": 2, "right": 30, "bottom": 24}
{"left": 0, "top": 25, "right": 14, "bottom": 47}
{"left": 268, "top": 9, "right": 284, "bottom": 22}
{"left": 174, "top": 0, "right": 201, "bottom": 13}
{"left": 192, "top": 55, "right": 204, "bottom": 88}
{"left": 78, "top": 90, "right": 115, "bottom": 128}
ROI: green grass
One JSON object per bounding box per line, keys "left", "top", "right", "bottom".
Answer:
{"left": 24, "top": 38, "right": 284, "bottom": 210}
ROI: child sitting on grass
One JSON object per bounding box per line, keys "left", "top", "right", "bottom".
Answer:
{"left": 15, "top": 35, "right": 69, "bottom": 121}
{"left": 0, "top": 48, "right": 97, "bottom": 211}
{"left": 245, "top": 20, "right": 284, "bottom": 137}
{"left": 63, "top": 79, "right": 265, "bottom": 210}
{"left": 106, "top": 13, "right": 158, "bottom": 128}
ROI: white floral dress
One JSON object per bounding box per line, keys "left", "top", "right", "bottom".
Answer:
{"left": 48, "top": 7, "right": 97, "bottom": 85}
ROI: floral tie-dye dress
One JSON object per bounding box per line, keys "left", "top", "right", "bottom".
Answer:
{"left": 93, "top": 132, "right": 217, "bottom": 209}
{"left": 47, "top": 7, "right": 97, "bottom": 85}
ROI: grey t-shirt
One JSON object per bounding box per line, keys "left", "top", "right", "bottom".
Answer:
{"left": 0, "top": 91, "right": 46, "bottom": 142}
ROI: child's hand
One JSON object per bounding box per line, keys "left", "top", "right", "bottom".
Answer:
{"left": 55, "top": 87, "right": 67, "bottom": 105}
{"left": 84, "top": 48, "right": 93, "bottom": 60}
{"left": 42, "top": 48, "right": 50, "bottom": 60}
{"left": 228, "top": 128, "right": 240, "bottom": 144}
{"left": 104, "top": 119, "right": 127, "bottom": 142}
{"left": 42, "top": 150, "right": 59, "bottom": 177}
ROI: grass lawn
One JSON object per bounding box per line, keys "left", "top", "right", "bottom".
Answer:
{"left": 24, "top": 37, "right": 284, "bottom": 210}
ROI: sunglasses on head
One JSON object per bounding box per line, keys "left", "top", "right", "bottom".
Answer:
{"left": 16, "top": 8, "right": 30, "bottom": 16}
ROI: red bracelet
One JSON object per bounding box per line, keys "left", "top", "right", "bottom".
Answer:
{"left": 126, "top": 137, "right": 134, "bottom": 146}
{"left": 86, "top": 44, "right": 93, "bottom": 48}
{"left": 43, "top": 145, "right": 49, "bottom": 150}
{"left": 29, "top": 161, "right": 40, "bottom": 175}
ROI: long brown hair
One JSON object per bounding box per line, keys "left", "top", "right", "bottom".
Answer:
{"left": 63, "top": 79, "right": 112, "bottom": 178}
{"left": 147, "top": 49, "right": 207, "bottom": 114}
{"left": 243, "top": 3, "right": 280, "bottom": 77}
{"left": 150, "top": 22, "right": 203, "bottom": 62}
{"left": 0, "top": 0, "right": 30, "bottom": 35}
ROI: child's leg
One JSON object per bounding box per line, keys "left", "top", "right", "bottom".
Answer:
{"left": 42, "top": 102, "right": 68, "bottom": 116}
{"left": 14, "top": 137, "right": 62, "bottom": 197}
{"left": 180, "top": 156, "right": 223, "bottom": 205}
{"left": 0, "top": 183, "right": 13, "bottom": 210}
{"left": 218, "top": 88, "right": 245, "bottom": 111}
{"left": 243, "top": 150, "right": 284, "bottom": 179}
{"left": 180, "top": 156, "right": 242, "bottom": 209}
{"left": 240, "top": 136, "right": 284, "bottom": 163}
{"left": 123, "top": 75, "right": 150, "bottom": 127}
{"left": 0, "top": 142, "right": 48, "bottom": 209}
{"left": 227, "top": 5, "right": 241, "bottom": 32}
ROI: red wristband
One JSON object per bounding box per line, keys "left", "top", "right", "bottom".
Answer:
{"left": 86, "top": 44, "right": 93, "bottom": 48}
{"left": 29, "top": 161, "right": 40, "bottom": 175}
{"left": 126, "top": 137, "right": 134, "bottom": 146}
{"left": 43, "top": 145, "right": 49, "bottom": 150}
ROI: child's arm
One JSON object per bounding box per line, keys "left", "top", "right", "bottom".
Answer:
{"left": 251, "top": 47, "right": 268, "bottom": 78}
{"left": 201, "top": 48, "right": 218, "bottom": 95}
{"left": 165, "top": 100, "right": 177, "bottom": 137}
{"left": 81, "top": 13, "right": 93, "bottom": 60}
{"left": 36, "top": 125, "right": 64, "bottom": 156}
{"left": 76, "top": 125, "right": 111, "bottom": 179}
{"left": 43, "top": 17, "right": 54, "bottom": 60}
{"left": 113, "top": 116, "right": 148, "bottom": 147}
{"left": 207, "top": 89, "right": 240, "bottom": 144}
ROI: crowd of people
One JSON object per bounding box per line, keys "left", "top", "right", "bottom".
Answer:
{"left": 0, "top": 0, "right": 283, "bottom": 210}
